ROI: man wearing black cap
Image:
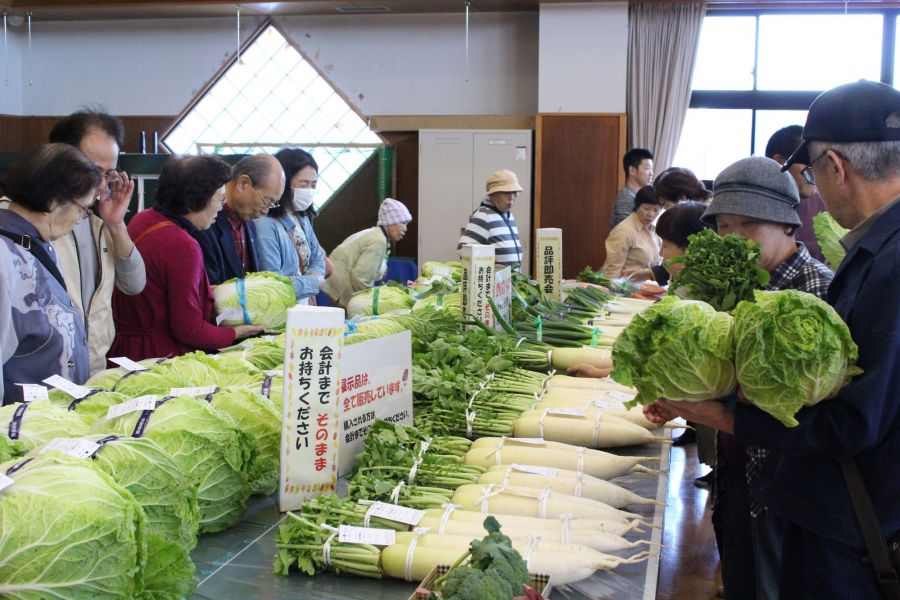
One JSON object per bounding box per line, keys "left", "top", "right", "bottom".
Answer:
{"left": 653, "top": 80, "right": 900, "bottom": 599}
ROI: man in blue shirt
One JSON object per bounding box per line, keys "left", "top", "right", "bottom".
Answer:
{"left": 653, "top": 80, "right": 900, "bottom": 598}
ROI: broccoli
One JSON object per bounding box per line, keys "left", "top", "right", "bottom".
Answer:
{"left": 440, "top": 566, "right": 509, "bottom": 600}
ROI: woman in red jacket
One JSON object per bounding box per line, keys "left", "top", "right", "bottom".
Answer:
{"left": 110, "top": 156, "right": 263, "bottom": 361}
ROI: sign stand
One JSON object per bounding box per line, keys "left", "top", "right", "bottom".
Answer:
{"left": 460, "top": 244, "right": 495, "bottom": 326}
{"left": 535, "top": 228, "right": 563, "bottom": 302}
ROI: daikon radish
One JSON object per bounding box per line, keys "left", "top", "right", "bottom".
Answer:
{"left": 420, "top": 507, "right": 645, "bottom": 537}
{"left": 531, "top": 398, "right": 662, "bottom": 431}
{"left": 415, "top": 515, "right": 649, "bottom": 552}
{"left": 480, "top": 465, "right": 659, "bottom": 507}
{"left": 464, "top": 437, "right": 658, "bottom": 480}
{"left": 381, "top": 534, "right": 651, "bottom": 584}
{"left": 550, "top": 347, "right": 612, "bottom": 370}
{"left": 513, "top": 408, "right": 660, "bottom": 447}
{"left": 450, "top": 483, "right": 641, "bottom": 522}
{"left": 546, "top": 374, "right": 637, "bottom": 393}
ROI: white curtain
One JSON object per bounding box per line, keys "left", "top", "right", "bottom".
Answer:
{"left": 627, "top": 2, "right": 706, "bottom": 170}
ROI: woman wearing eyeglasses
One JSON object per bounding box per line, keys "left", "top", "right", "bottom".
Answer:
{"left": 110, "top": 156, "right": 263, "bottom": 363}
{"left": 0, "top": 144, "right": 102, "bottom": 405}
{"left": 254, "top": 148, "right": 327, "bottom": 305}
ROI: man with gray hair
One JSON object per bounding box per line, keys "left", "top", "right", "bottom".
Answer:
{"left": 651, "top": 80, "right": 900, "bottom": 598}
{"left": 193, "top": 153, "right": 286, "bottom": 284}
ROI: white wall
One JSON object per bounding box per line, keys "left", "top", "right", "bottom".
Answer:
{"left": 17, "top": 16, "right": 265, "bottom": 116}
{"left": 0, "top": 28, "right": 24, "bottom": 115}
{"left": 275, "top": 12, "right": 539, "bottom": 116}
{"left": 538, "top": 2, "right": 628, "bottom": 113}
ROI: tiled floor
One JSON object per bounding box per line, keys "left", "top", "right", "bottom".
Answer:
{"left": 657, "top": 441, "right": 723, "bottom": 599}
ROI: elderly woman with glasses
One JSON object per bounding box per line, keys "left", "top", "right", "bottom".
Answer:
{"left": 254, "top": 148, "right": 327, "bottom": 305}
{"left": 110, "top": 156, "right": 264, "bottom": 363}
{"left": 0, "top": 144, "right": 102, "bottom": 405}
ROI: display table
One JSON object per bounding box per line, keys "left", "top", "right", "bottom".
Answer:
{"left": 190, "top": 439, "right": 671, "bottom": 600}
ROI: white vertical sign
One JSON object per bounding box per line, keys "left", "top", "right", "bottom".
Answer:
{"left": 460, "top": 244, "right": 495, "bottom": 326}
{"left": 536, "top": 228, "right": 563, "bottom": 302}
{"left": 493, "top": 266, "right": 512, "bottom": 332}
{"left": 279, "top": 305, "right": 345, "bottom": 513}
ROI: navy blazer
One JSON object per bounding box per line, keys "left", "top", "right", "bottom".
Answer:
{"left": 192, "top": 210, "right": 262, "bottom": 285}
{"left": 735, "top": 199, "right": 900, "bottom": 548}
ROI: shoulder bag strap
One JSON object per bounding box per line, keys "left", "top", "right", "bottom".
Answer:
{"left": 133, "top": 219, "right": 176, "bottom": 246}
{"left": 0, "top": 228, "right": 67, "bottom": 291}
{"left": 839, "top": 456, "right": 900, "bottom": 599}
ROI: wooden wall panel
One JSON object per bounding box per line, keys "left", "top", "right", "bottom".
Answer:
{"left": 535, "top": 113, "right": 626, "bottom": 278}
{"left": 314, "top": 154, "right": 380, "bottom": 254}
{"left": 0, "top": 114, "right": 175, "bottom": 153}
{"left": 381, "top": 131, "right": 418, "bottom": 260}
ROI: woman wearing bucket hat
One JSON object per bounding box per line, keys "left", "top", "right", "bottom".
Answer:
{"left": 320, "top": 198, "right": 412, "bottom": 307}
{"left": 458, "top": 169, "right": 524, "bottom": 270}
{"left": 649, "top": 156, "right": 834, "bottom": 600}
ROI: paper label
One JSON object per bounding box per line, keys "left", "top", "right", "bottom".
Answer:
{"left": 546, "top": 408, "right": 586, "bottom": 417}
{"left": 509, "top": 438, "right": 546, "bottom": 445}
{"left": 170, "top": 386, "right": 218, "bottom": 397}
{"left": 511, "top": 464, "right": 558, "bottom": 477}
{"left": 338, "top": 525, "right": 396, "bottom": 546}
{"left": 367, "top": 501, "right": 425, "bottom": 526}
{"left": 266, "top": 369, "right": 283, "bottom": 377}
{"left": 215, "top": 308, "right": 243, "bottom": 325}
{"left": 16, "top": 384, "right": 48, "bottom": 402}
{"left": 594, "top": 399, "right": 625, "bottom": 410}
{"left": 0, "top": 473, "right": 13, "bottom": 493}
{"left": 432, "top": 265, "right": 453, "bottom": 278}
{"left": 42, "top": 375, "right": 91, "bottom": 399}
{"left": 41, "top": 438, "right": 101, "bottom": 459}
{"left": 607, "top": 390, "right": 637, "bottom": 402}
{"left": 108, "top": 357, "right": 149, "bottom": 372}
{"left": 106, "top": 396, "right": 159, "bottom": 420}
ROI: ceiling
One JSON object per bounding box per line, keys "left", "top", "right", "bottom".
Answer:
{"left": 0, "top": 0, "right": 895, "bottom": 22}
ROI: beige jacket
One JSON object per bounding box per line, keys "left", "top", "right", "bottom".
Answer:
{"left": 53, "top": 216, "right": 145, "bottom": 374}
{"left": 601, "top": 212, "right": 662, "bottom": 278}
{"left": 321, "top": 226, "right": 388, "bottom": 307}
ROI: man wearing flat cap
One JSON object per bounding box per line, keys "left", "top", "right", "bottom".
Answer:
{"left": 457, "top": 169, "right": 524, "bottom": 270}
{"left": 653, "top": 80, "right": 900, "bottom": 599}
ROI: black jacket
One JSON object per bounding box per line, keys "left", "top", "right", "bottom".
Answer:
{"left": 191, "top": 210, "right": 261, "bottom": 285}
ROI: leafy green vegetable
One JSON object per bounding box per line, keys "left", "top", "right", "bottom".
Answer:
{"left": 92, "top": 395, "right": 253, "bottom": 533}
{"left": 48, "top": 389, "right": 129, "bottom": 426}
{"left": 138, "top": 534, "right": 197, "bottom": 600}
{"left": 669, "top": 229, "right": 770, "bottom": 312}
{"left": 0, "top": 452, "right": 146, "bottom": 599}
{"left": 0, "top": 399, "right": 90, "bottom": 454}
{"left": 214, "top": 271, "right": 296, "bottom": 331}
{"left": 421, "top": 260, "right": 463, "bottom": 282}
{"left": 813, "top": 212, "right": 849, "bottom": 270}
{"left": 733, "top": 290, "right": 862, "bottom": 427}
{"left": 346, "top": 286, "right": 414, "bottom": 318}
{"left": 611, "top": 295, "right": 737, "bottom": 406}
{"left": 576, "top": 266, "right": 611, "bottom": 288}
{"left": 440, "top": 566, "right": 509, "bottom": 600}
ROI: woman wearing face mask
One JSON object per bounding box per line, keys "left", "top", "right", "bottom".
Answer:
{"left": 0, "top": 144, "right": 102, "bottom": 405}
{"left": 254, "top": 148, "right": 326, "bottom": 305}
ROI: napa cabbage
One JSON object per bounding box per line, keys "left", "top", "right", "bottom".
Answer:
{"left": 214, "top": 271, "right": 296, "bottom": 331}
{"left": 0, "top": 399, "right": 90, "bottom": 455}
{"left": 733, "top": 290, "right": 862, "bottom": 427}
{"left": 611, "top": 296, "right": 737, "bottom": 406}
{"left": 813, "top": 212, "right": 849, "bottom": 270}
{"left": 346, "top": 286, "right": 414, "bottom": 318}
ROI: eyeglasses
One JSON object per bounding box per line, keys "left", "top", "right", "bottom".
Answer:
{"left": 801, "top": 151, "right": 829, "bottom": 185}
{"left": 67, "top": 197, "right": 95, "bottom": 220}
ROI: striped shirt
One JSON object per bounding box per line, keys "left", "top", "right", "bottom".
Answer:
{"left": 457, "top": 199, "right": 522, "bottom": 268}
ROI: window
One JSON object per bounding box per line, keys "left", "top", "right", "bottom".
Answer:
{"left": 163, "top": 24, "right": 383, "bottom": 209}
{"left": 674, "top": 10, "right": 899, "bottom": 180}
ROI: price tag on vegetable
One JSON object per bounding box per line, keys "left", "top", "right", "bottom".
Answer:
{"left": 433, "top": 265, "right": 453, "bottom": 278}
{"left": 215, "top": 308, "right": 243, "bottom": 326}
{"left": 547, "top": 408, "right": 586, "bottom": 417}
{"left": 170, "top": 386, "right": 218, "bottom": 397}
{"left": 606, "top": 390, "right": 637, "bottom": 402}
{"left": 42, "top": 375, "right": 91, "bottom": 399}
{"left": 338, "top": 525, "right": 396, "bottom": 546}
{"left": 0, "top": 473, "right": 13, "bottom": 493}
{"left": 594, "top": 399, "right": 625, "bottom": 410}
{"left": 511, "top": 464, "right": 558, "bottom": 477}
{"left": 367, "top": 502, "right": 425, "bottom": 526}
{"left": 41, "top": 438, "right": 101, "bottom": 459}
{"left": 106, "top": 396, "right": 159, "bottom": 420}
{"left": 509, "top": 438, "right": 547, "bottom": 445}
{"left": 108, "top": 357, "right": 149, "bottom": 372}
{"left": 16, "top": 384, "right": 48, "bottom": 402}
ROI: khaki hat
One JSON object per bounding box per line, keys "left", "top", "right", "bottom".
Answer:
{"left": 486, "top": 169, "right": 523, "bottom": 194}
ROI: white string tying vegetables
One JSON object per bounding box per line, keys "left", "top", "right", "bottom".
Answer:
{"left": 574, "top": 472, "right": 584, "bottom": 498}
{"left": 390, "top": 482, "right": 405, "bottom": 504}
{"left": 466, "top": 410, "right": 477, "bottom": 437}
{"left": 490, "top": 437, "right": 507, "bottom": 465}
{"left": 538, "top": 411, "right": 547, "bottom": 438}
{"left": 538, "top": 488, "right": 551, "bottom": 519}
{"left": 523, "top": 535, "right": 541, "bottom": 572}
{"left": 515, "top": 337, "right": 528, "bottom": 349}
{"left": 320, "top": 524, "right": 338, "bottom": 567}
{"left": 438, "top": 503, "right": 459, "bottom": 534}
{"left": 407, "top": 457, "right": 423, "bottom": 485}
{"left": 360, "top": 500, "right": 376, "bottom": 528}
{"left": 502, "top": 466, "right": 512, "bottom": 488}
{"left": 404, "top": 527, "right": 430, "bottom": 581}
{"left": 577, "top": 447, "right": 586, "bottom": 474}
{"left": 476, "top": 484, "right": 506, "bottom": 514}
{"left": 591, "top": 412, "right": 604, "bottom": 448}
{"left": 560, "top": 513, "right": 573, "bottom": 545}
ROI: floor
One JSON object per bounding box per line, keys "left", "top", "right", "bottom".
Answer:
{"left": 657, "top": 438, "right": 723, "bottom": 600}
